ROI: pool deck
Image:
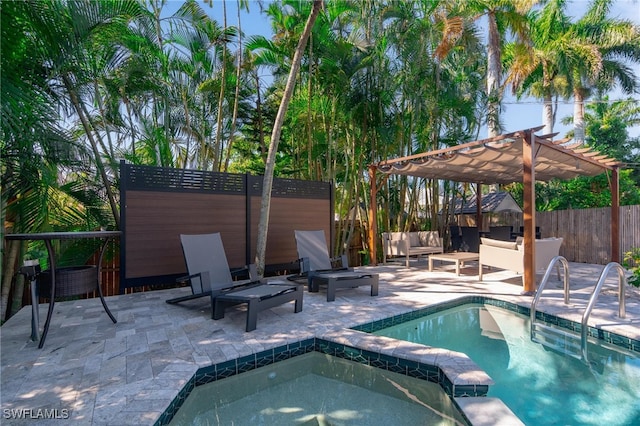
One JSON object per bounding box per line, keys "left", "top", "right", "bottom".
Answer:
{"left": 1, "top": 260, "right": 639, "bottom": 425}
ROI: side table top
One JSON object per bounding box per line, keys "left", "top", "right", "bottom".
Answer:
{"left": 429, "top": 252, "right": 480, "bottom": 261}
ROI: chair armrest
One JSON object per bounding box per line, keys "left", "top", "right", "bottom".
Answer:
{"left": 479, "top": 245, "right": 524, "bottom": 273}
{"left": 176, "top": 272, "right": 201, "bottom": 283}
{"left": 176, "top": 270, "right": 210, "bottom": 294}
{"left": 297, "top": 255, "right": 351, "bottom": 275}
{"left": 297, "top": 257, "right": 311, "bottom": 274}
{"left": 230, "top": 264, "right": 259, "bottom": 281}
{"left": 331, "top": 254, "right": 349, "bottom": 268}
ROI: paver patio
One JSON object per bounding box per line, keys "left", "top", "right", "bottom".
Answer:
{"left": 1, "top": 260, "right": 638, "bottom": 425}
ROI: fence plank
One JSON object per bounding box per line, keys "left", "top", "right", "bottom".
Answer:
{"left": 502, "top": 205, "right": 640, "bottom": 265}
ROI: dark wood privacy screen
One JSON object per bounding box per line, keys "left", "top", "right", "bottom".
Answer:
{"left": 119, "top": 161, "right": 333, "bottom": 291}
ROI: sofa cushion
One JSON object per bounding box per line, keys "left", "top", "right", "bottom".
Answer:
{"left": 419, "top": 231, "right": 440, "bottom": 247}
{"left": 481, "top": 237, "right": 517, "bottom": 250}
{"left": 409, "top": 232, "right": 421, "bottom": 247}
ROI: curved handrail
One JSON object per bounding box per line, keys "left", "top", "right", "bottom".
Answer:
{"left": 580, "top": 262, "right": 628, "bottom": 360}
{"left": 530, "top": 256, "right": 571, "bottom": 335}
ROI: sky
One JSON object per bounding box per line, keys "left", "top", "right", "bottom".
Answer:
{"left": 168, "top": 0, "right": 640, "bottom": 139}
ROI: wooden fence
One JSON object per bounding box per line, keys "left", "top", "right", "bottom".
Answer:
{"left": 499, "top": 205, "right": 640, "bottom": 265}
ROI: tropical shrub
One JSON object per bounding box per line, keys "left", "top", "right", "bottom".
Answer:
{"left": 623, "top": 247, "right": 640, "bottom": 288}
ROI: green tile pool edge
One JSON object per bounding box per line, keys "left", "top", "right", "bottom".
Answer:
{"left": 352, "top": 295, "right": 640, "bottom": 353}
{"left": 154, "top": 336, "right": 470, "bottom": 426}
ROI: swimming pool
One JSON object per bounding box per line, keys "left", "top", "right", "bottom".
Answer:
{"left": 167, "top": 351, "right": 468, "bottom": 425}
{"left": 370, "top": 302, "right": 640, "bottom": 425}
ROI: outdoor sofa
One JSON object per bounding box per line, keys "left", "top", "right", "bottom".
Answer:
{"left": 382, "top": 231, "right": 444, "bottom": 267}
{"left": 478, "top": 237, "right": 563, "bottom": 284}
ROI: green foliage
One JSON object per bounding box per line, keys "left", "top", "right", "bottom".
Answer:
{"left": 623, "top": 247, "right": 640, "bottom": 288}
{"left": 507, "top": 169, "right": 640, "bottom": 211}
{"left": 584, "top": 96, "right": 640, "bottom": 163}
{"left": 3, "top": 0, "right": 639, "bottom": 239}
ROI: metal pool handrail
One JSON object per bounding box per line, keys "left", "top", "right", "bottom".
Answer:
{"left": 580, "top": 262, "right": 627, "bottom": 360}
{"left": 530, "top": 255, "right": 571, "bottom": 329}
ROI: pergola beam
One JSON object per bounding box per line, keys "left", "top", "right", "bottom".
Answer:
{"left": 376, "top": 126, "right": 544, "bottom": 167}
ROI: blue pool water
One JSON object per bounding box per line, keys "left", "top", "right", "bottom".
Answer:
{"left": 373, "top": 304, "right": 640, "bottom": 426}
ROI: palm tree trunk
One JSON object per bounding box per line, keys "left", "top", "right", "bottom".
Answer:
{"left": 9, "top": 242, "right": 27, "bottom": 318}
{"left": 223, "top": 1, "right": 245, "bottom": 172}
{"left": 254, "top": 0, "right": 324, "bottom": 276}
{"left": 94, "top": 81, "right": 117, "bottom": 160}
{"left": 1, "top": 239, "right": 19, "bottom": 322}
{"left": 213, "top": 0, "right": 229, "bottom": 171}
{"left": 543, "top": 93, "right": 554, "bottom": 135}
{"left": 307, "top": 34, "right": 314, "bottom": 174}
{"left": 573, "top": 88, "right": 586, "bottom": 142}
{"left": 486, "top": 11, "right": 502, "bottom": 138}
{"left": 121, "top": 91, "right": 138, "bottom": 162}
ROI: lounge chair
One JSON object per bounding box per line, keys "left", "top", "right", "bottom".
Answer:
{"left": 167, "top": 233, "right": 303, "bottom": 331}
{"left": 293, "top": 230, "right": 379, "bottom": 302}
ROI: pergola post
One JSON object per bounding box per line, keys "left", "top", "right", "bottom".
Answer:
{"left": 368, "top": 165, "right": 378, "bottom": 266}
{"left": 522, "top": 130, "right": 536, "bottom": 295}
{"left": 611, "top": 167, "right": 620, "bottom": 263}
{"left": 475, "top": 184, "right": 482, "bottom": 230}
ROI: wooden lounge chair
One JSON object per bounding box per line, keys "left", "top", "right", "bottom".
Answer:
{"left": 293, "top": 230, "right": 379, "bottom": 302}
{"left": 167, "top": 232, "right": 303, "bottom": 331}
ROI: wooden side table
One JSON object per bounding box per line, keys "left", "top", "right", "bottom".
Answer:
{"left": 428, "top": 252, "right": 480, "bottom": 276}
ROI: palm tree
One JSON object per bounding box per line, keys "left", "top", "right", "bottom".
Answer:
{"left": 255, "top": 0, "right": 324, "bottom": 276}
{"left": 565, "top": 94, "right": 640, "bottom": 162}
{"left": 508, "top": 0, "right": 639, "bottom": 138}
{"left": 507, "top": 0, "right": 573, "bottom": 134}
{"left": 460, "top": 0, "right": 536, "bottom": 137}
{"left": 565, "top": 0, "right": 640, "bottom": 142}
{"left": 15, "top": 0, "right": 149, "bottom": 227}
{"left": 223, "top": 0, "right": 251, "bottom": 172}
{"left": 1, "top": 0, "right": 141, "bottom": 320}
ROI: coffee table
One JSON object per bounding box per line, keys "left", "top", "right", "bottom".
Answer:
{"left": 428, "top": 252, "right": 480, "bottom": 276}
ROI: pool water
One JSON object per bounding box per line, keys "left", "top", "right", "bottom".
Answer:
{"left": 168, "top": 352, "right": 468, "bottom": 425}
{"left": 373, "top": 304, "right": 640, "bottom": 426}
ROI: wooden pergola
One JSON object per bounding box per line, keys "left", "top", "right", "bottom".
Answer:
{"left": 368, "top": 126, "right": 621, "bottom": 294}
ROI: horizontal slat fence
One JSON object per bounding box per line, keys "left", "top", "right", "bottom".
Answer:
{"left": 119, "top": 162, "right": 333, "bottom": 291}
{"left": 500, "top": 205, "right": 640, "bottom": 265}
